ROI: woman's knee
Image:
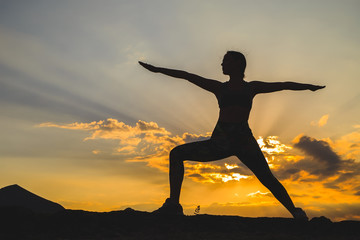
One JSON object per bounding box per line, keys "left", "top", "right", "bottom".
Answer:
{"left": 169, "top": 146, "right": 185, "bottom": 161}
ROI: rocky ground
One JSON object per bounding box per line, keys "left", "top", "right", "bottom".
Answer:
{"left": 1, "top": 207, "right": 359, "bottom": 240}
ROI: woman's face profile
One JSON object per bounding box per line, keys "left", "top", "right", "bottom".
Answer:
{"left": 221, "top": 54, "right": 237, "bottom": 75}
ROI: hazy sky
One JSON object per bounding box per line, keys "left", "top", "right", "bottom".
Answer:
{"left": 1, "top": 0, "right": 360, "bottom": 220}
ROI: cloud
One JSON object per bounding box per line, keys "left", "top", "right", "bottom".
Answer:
{"left": 39, "top": 121, "right": 102, "bottom": 130}
{"left": 245, "top": 133, "right": 360, "bottom": 199}
{"left": 39, "top": 119, "right": 171, "bottom": 140}
{"left": 271, "top": 135, "right": 360, "bottom": 194}
{"left": 332, "top": 126, "right": 360, "bottom": 160}
{"left": 39, "top": 119, "right": 360, "bottom": 194}
{"left": 182, "top": 132, "right": 212, "bottom": 143}
{"left": 311, "top": 114, "right": 329, "bottom": 127}
{"left": 185, "top": 162, "right": 251, "bottom": 183}
{"left": 39, "top": 119, "right": 216, "bottom": 176}
{"left": 293, "top": 135, "right": 341, "bottom": 177}
{"left": 39, "top": 118, "right": 253, "bottom": 183}
{"left": 92, "top": 150, "right": 100, "bottom": 155}
{"left": 257, "top": 136, "right": 291, "bottom": 155}
{"left": 247, "top": 191, "right": 273, "bottom": 198}
{"left": 38, "top": 118, "right": 360, "bottom": 220}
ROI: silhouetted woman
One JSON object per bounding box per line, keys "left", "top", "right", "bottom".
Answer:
{"left": 139, "top": 51, "right": 325, "bottom": 220}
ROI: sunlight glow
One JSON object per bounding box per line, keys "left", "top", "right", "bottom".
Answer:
{"left": 257, "top": 136, "right": 292, "bottom": 155}
{"left": 225, "top": 163, "right": 239, "bottom": 170}
{"left": 247, "top": 191, "right": 272, "bottom": 198}
{"left": 217, "top": 173, "right": 249, "bottom": 183}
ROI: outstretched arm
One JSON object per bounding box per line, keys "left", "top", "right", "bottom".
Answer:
{"left": 251, "top": 81, "right": 325, "bottom": 94}
{"left": 139, "top": 61, "right": 221, "bottom": 94}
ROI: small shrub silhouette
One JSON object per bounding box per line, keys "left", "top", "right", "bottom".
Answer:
{"left": 194, "top": 205, "right": 200, "bottom": 215}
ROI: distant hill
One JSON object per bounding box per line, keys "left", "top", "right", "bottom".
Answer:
{"left": 0, "top": 207, "right": 359, "bottom": 240}
{"left": 0, "top": 184, "right": 64, "bottom": 214}
{"left": 0, "top": 185, "right": 359, "bottom": 239}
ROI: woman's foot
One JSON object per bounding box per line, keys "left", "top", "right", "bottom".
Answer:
{"left": 152, "top": 198, "right": 184, "bottom": 215}
{"left": 292, "top": 207, "right": 308, "bottom": 221}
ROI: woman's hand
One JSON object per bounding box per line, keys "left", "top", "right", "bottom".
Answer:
{"left": 309, "top": 85, "right": 326, "bottom": 91}
{"left": 139, "top": 61, "right": 159, "bottom": 73}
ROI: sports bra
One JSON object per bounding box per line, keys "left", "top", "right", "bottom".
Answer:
{"left": 216, "top": 82, "right": 253, "bottom": 109}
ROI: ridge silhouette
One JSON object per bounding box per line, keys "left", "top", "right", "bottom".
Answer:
{"left": 0, "top": 184, "right": 64, "bottom": 214}
{"left": 1, "top": 185, "right": 358, "bottom": 239}
{"left": 139, "top": 51, "right": 325, "bottom": 219}
{"left": 2, "top": 206, "right": 359, "bottom": 240}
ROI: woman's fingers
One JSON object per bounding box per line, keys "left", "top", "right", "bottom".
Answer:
{"left": 139, "top": 61, "right": 158, "bottom": 72}
{"left": 310, "top": 85, "right": 326, "bottom": 91}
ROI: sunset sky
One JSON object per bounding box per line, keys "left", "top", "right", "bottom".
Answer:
{"left": 1, "top": 0, "right": 360, "bottom": 221}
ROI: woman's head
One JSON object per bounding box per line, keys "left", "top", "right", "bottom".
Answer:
{"left": 221, "top": 51, "right": 246, "bottom": 78}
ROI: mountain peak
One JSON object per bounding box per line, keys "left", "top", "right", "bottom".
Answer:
{"left": 0, "top": 184, "right": 65, "bottom": 214}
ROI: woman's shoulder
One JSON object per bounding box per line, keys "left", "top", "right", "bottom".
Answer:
{"left": 247, "top": 80, "right": 264, "bottom": 86}
{"left": 246, "top": 81, "right": 265, "bottom": 90}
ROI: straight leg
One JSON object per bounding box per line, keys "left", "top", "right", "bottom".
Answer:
{"left": 236, "top": 137, "right": 299, "bottom": 216}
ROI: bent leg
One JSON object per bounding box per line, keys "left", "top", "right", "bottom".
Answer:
{"left": 236, "top": 137, "right": 299, "bottom": 217}
{"left": 169, "top": 139, "right": 232, "bottom": 203}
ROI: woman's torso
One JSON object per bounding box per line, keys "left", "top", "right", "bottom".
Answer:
{"left": 216, "top": 81, "right": 254, "bottom": 123}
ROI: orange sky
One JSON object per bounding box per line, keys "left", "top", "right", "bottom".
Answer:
{"left": 1, "top": 1, "right": 360, "bottom": 221}
{"left": 33, "top": 118, "right": 360, "bottom": 221}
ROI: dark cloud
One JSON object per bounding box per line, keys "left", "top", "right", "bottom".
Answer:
{"left": 274, "top": 168, "right": 301, "bottom": 181}
{"left": 293, "top": 136, "right": 341, "bottom": 177}
{"left": 322, "top": 182, "right": 341, "bottom": 190}
{"left": 182, "top": 133, "right": 211, "bottom": 143}
{"left": 136, "top": 120, "right": 168, "bottom": 133}
{"left": 187, "top": 173, "right": 205, "bottom": 180}
{"left": 323, "top": 172, "right": 357, "bottom": 190}
{"left": 350, "top": 143, "right": 360, "bottom": 148}
{"left": 272, "top": 135, "right": 360, "bottom": 192}
{"left": 312, "top": 196, "right": 322, "bottom": 199}
{"left": 291, "top": 193, "right": 322, "bottom": 199}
